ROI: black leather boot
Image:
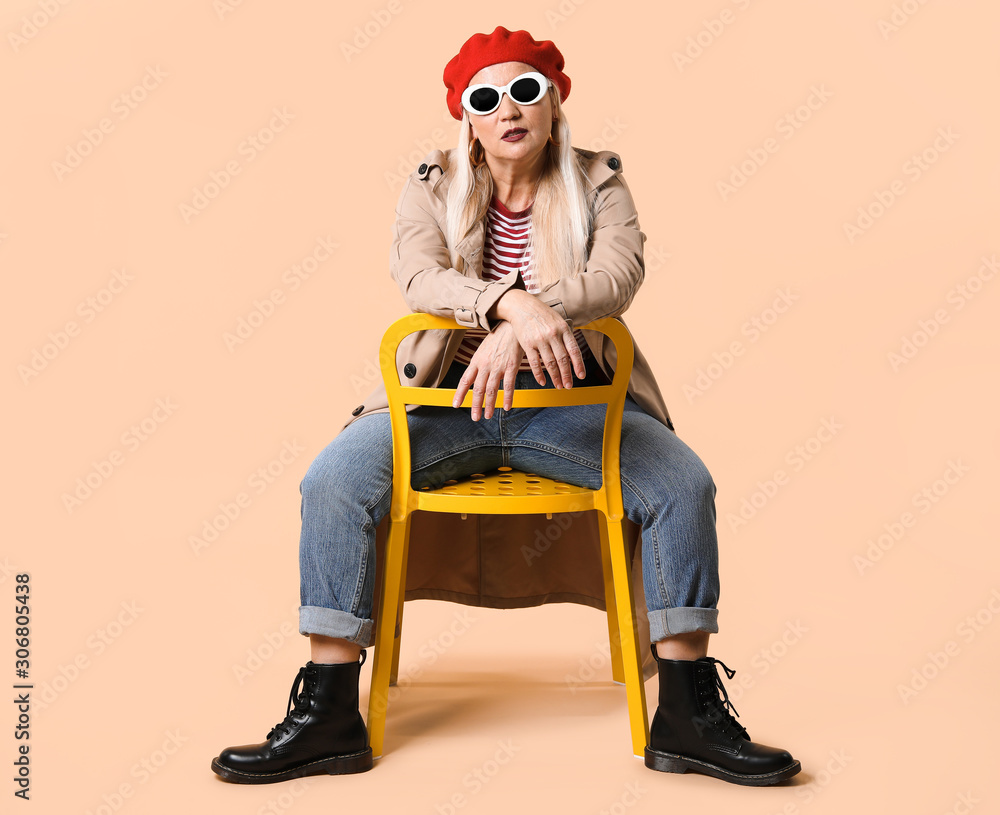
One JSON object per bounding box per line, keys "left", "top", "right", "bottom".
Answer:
{"left": 211, "top": 652, "right": 373, "bottom": 783}
{"left": 644, "top": 647, "right": 800, "bottom": 785}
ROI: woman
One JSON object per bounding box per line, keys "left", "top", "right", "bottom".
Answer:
{"left": 211, "top": 26, "right": 799, "bottom": 787}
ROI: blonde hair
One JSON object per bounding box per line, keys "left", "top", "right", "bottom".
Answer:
{"left": 445, "top": 89, "right": 593, "bottom": 289}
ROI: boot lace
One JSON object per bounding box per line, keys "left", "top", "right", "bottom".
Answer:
{"left": 696, "top": 658, "right": 750, "bottom": 742}
{"left": 265, "top": 665, "right": 316, "bottom": 740}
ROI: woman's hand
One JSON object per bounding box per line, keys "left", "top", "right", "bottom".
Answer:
{"left": 451, "top": 320, "right": 525, "bottom": 421}
{"left": 491, "top": 289, "right": 587, "bottom": 388}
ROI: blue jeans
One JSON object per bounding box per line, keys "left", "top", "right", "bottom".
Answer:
{"left": 299, "top": 352, "right": 720, "bottom": 646}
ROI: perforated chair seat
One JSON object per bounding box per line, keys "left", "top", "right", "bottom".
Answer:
{"left": 418, "top": 466, "right": 593, "bottom": 513}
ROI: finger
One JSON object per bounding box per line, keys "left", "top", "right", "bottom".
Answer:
{"left": 550, "top": 344, "right": 575, "bottom": 389}
{"left": 470, "top": 369, "right": 490, "bottom": 422}
{"left": 537, "top": 345, "right": 561, "bottom": 388}
{"left": 482, "top": 368, "right": 502, "bottom": 420}
{"left": 502, "top": 364, "right": 516, "bottom": 412}
{"left": 564, "top": 329, "right": 587, "bottom": 380}
{"left": 524, "top": 347, "right": 546, "bottom": 386}
{"left": 452, "top": 369, "right": 473, "bottom": 408}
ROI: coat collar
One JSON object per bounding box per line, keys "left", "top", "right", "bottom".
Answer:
{"left": 415, "top": 146, "right": 623, "bottom": 268}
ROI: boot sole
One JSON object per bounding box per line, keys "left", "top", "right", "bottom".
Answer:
{"left": 211, "top": 748, "right": 373, "bottom": 784}
{"left": 644, "top": 747, "right": 801, "bottom": 786}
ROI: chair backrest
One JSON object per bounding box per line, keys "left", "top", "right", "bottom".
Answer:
{"left": 379, "top": 313, "right": 635, "bottom": 517}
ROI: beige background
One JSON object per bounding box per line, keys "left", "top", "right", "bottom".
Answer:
{"left": 4, "top": 0, "right": 998, "bottom": 812}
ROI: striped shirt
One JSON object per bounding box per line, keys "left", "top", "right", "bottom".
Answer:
{"left": 453, "top": 195, "right": 590, "bottom": 369}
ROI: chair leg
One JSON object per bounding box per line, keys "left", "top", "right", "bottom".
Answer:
{"left": 388, "top": 532, "right": 411, "bottom": 686}
{"left": 597, "top": 516, "right": 626, "bottom": 685}
{"left": 600, "top": 513, "right": 649, "bottom": 758}
{"left": 368, "top": 513, "right": 411, "bottom": 760}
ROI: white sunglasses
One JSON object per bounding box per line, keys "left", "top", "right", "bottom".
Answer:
{"left": 461, "top": 71, "right": 553, "bottom": 116}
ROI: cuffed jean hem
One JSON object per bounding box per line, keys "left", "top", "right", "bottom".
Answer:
{"left": 648, "top": 607, "right": 720, "bottom": 642}
{"left": 298, "top": 606, "right": 374, "bottom": 647}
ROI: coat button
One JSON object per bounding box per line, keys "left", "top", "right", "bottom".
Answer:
{"left": 417, "top": 163, "right": 428, "bottom": 175}
{"left": 607, "top": 156, "right": 620, "bottom": 170}
{"left": 403, "top": 363, "right": 417, "bottom": 379}
{"left": 352, "top": 405, "right": 364, "bottom": 416}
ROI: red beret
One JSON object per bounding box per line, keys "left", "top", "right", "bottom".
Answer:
{"left": 443, "top": 26, "right": 571, "bottom": 121}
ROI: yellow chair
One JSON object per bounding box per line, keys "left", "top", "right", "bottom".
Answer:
{"left": 367, "top": 313, "right": 649, "bottom": 759}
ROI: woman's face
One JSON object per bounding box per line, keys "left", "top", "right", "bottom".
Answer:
{"left": 467, "top": 61, "right": 556, "bottom": 169}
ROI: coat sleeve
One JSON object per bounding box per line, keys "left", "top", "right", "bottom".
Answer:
{"left": 389, "top": 173, "right": 520, "bottom": 332}
{"left": 534, "top": 172, "right": 646, "bottom": 326}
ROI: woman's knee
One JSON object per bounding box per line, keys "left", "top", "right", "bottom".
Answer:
{"left": 665, "top": 435, "right": 716, "bottom": 503}
{"left": 685, "top": 454, "right": 717, "bottom": 506}
{"left": 299, "top": 415, "right": 392, "bottom": 502}
{"left": 624, "top": 419, "right": 716, "bottom": 506}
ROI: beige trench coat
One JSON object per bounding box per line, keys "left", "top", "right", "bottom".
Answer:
{"left": 343, "top": 147, "right": 677, "bottom": 680}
